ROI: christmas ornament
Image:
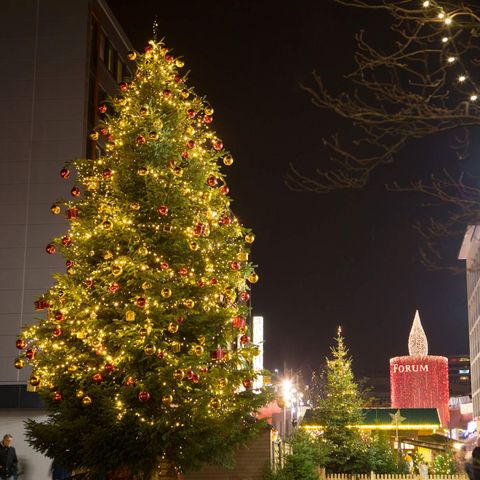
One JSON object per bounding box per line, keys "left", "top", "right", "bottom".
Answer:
{"left": 85, "top": 279, "right": 94, "bottom": 288}
{"left": 137, "top": 166, "right": 148, "bottom": 176}
{"left": 190, "top": 373, "right": 200, "bottom": 383}
{"left": 61, "top": 235, "right": 72, "bottom": 246}
{"left": 184, "top": 299, "right": 194, "bottom": 309}
{"left": 219, "top": 378, "right": 228, "bottom": 388}
{"left": 92, "top": 373, "right": 103, "bottom": 383}
{"left": 127, "top": 51, "right": 137, "bottom": 61}
{"left": 136, "top": 135, "right": 146, "bottom": 145}
{"left": 187, "top": 109, "right": 196, "bottom": 118}
{"left": 144, "top": 344, "right": 156, "bottom": 355}
{"left": 157, "top": 205, "right": 169, "bottom": 216}
{"left": 50, "top": 204, "right": 61, "bottom": 215}
{"left": 176, "top": 59, "right": 184, "bottom": 68}
{"left": 248, "top": 273, "right": 259, "bottom": 283}
{"left": 89, "top": 130, "right": 99, "bottom": 141}
{"left": 162, "top": 394, "right": 173, "bottom": 405}
{"left": 119, "top": 81, "right": 128, "bottom": 91}
{"left": 203, "top": 114, "right": 213, "bottom": 124}
{"left": 104, "top": 363, "right": 115, "bottom": 372}
{"left": 240, "top": 335, "right": 250, "bottom": 345}
{"left": 131, "top": 202, "right": 141, "bottom": 211}
{"left": 210, "top": 348, "right": 225, "bottom": 361}
{"left": 139, "top": 106, "right": 149, "bottom": 116}
{"left": 138, "top": 246, "right": 148, "bottom": 256}
{"left": 98, "top": 104, "right": 107, "bottom": 114}
{"left": 213, "top": 139, "right": 223, "bottom": 151}
{"left": 181, "top": 151, "right": 189, "bottom": 159}
{"left": 101, "top": 220, "right": 112, "bottom": 230}
{"left": 45, "top": 244, "right": 56, "bottom": 254}
{"left": 52, "top": 326, "right": 62, "bottom": 338}
{"left": 239, "top": 291, "right": 250, "bottom": 302}
{"left": 141, "top": 282, "right": 152, "bottom": 290}
{"left": 82, "top": 396, "right": 92, "bottom": 406}
{"left": 187, "top": 140, "right": 195, "bottom": 149}
{"left": 168, "top": 322, "right": 179, "bottom": 334}
{"left": 210, "top": 398, "right": 221, "bottom": 409}
{"left": 161, "top": 288, "right": 172, "bottom": 298}
{"left": 67, "top": 208, "right": 78, "bottom": 219}
{"left": 172, "top": 166, "right": 183, "bottom": 176}
{"left": 138, "top": 391, "right": 151, "bottom": 402}
{"left": 159, "top": 261, "right": 169, "bottom": 270}
{"left": 230, "top": 261, "right": 240, "bottom": 271}
{"left": 111, "top": 265, "right": 123, "bottom": 276}
{"left": 176, "top": 316, "right": 185, "bottom": 324}
{"left": 245, "top": 233, "right": 255, "bottom": 243}
{"left": 76, "top": 390, "right": 85, "bottom": 398}
{"left": 109, "top": 283, "right": 120, "bottom": 293}
{"left": 14, "top": 358, "right": 24, "bottom": 369}
{"left": 102, "top": 168, "right": 113, "bottom": 179}
{"left": 54, "top": 311, "right": 64, "bottom": 322}
{"left": 60, "top": 168, "right": 70, "bottom": 179}
{"left": 136, "top": 297, "right": 146, "bottom": 308}
{"left": 223, "top": 155, "right": 233, "bottom": 166}
{"left": 232, "top": 316, "right": 246, "bottom": 329}
{"left": 29, "top": 375, "right": 41, "bottom": 387}
{"left": 34, "top": 299, "right": 49, "bottom": 310}
{"left": 125, "top": 311, "right": 136, "bottom": 322}
{"left": 207, "top": 176, "right": 218, "bottom": 187}
{"left": 242, "top": 379, "right": 253, "bottom": 389}
{"left": 125, "top": 377, "right": 136, "bottom": 386}
{"left": 70, "top": 187, "right": 80, "bottom": 197}
{"left": 162, "top": 89, "right": 172, "bottom": 98}
{"left": 171, "top": 342, "right": 181, "bottom": 353}
{"left": 189, "top": 241, "right": 199, "bottom": 251}
{"left": 53, "top": 392, "right": 63, "bottom": 402}
{"left": 173, "top": 369, "right": 184, "bottom": 381}
{"left": 148, "top": 131, "right": 158, "bottom": 140}
{"left": 178, "top": 267, "right": 188, "bottom": 276}
{"left": 193, "top": 345, "right": 204, "bottom": 356}
{"left": 25, "top": 349, "right": 36, "bottom": 360}
{"left": 219, "top": 185, "right": 229, "bottom": 195}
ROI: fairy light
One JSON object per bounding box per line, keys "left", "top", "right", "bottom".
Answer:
{"left": 458, "top": 75, "right": 466, "bottom": 82}
{"left": 447, "top": 56, "right": 456, "bottom": 63}
{"left": 422, "top": 1, "right": 430, "bottom": 6}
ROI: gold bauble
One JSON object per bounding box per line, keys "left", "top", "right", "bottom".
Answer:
{"left": 238, "top": 251, "right": 249, "bottom": 261}
{"left": 186, "top": 126, "right": 195, "bottom": 136}
{"left": 68, "top": 365, "right": 78, "bottom": 372}
{"left": 173, "top": 369, "right": 184, "bottom": 381}
{"left": 251, "top": 345, "right": 261, "bottom": 357}
{"left": 137, "top": 167, "right": 148, "bottom": 176}
{"left": 82, "top": 396, "right": 92, "bottom": 406}
{"left": 210, "top": 398, "right": 221, "bottom": 409}
{"left": 111, "top": 265, "right": 123, "bottom": 276}
{"left": 29, "top": 375, "right": 41, "bottom": 387}
{"left": 204, "top": 107, "right": 214, "bottom": 115}
{"left": 184, "top": 299, "right": 195, "bottom": 309}
{"left": 67, "top": 266, "right": 75, "bottom": 275}
{"left": 197, "top": 335, "right": 206, "bottom": 345}
{"left": 144, "top": 344, "right": 156, "bottom": 355}
{"left": 161, "top": 288, "right": 172, "bottom": 298}
{"left": 103, "top": 250, "right": 113, "bottom": 260}
{"left": 153, "top": 119, "right": 163, "bottom": 129}
{"left": 89, "top": 130, "right": 99, "bottom": 141}
{"left": 142, "top": 281, "right": 152, "bottom": 290}
{"left": 125, "top": 310, "right": 136, "bottom": 322}
{"left": 245, "top": 234, "right": 255, "bottom": 244}
{"left": 172, "top": 166, "right": 183, "bottom": 177}
{"left": 76, "top": 390, "right": 85, "bottom": 398}
{"left": 168, "top": 322, "right": 179, "bottom": 334}
{"left": 181, "top": 89, "right": 189, "bottom": 99}
{"left": 218, "top": 378, "right": 228, "bottom": 388}
{"left": 175, "top": 59, "right": 184, "bottom": 68}
{"left": 101, "top": 220, "right": 112, "bottom": 230}
{"left": 248, "top": 273, "right": 259, "bottom": 284}
{"left": 194, "top": 345, "right": 204, "bottom": 356}
{"left": 223, "top": 155, "right": 234, "bottom": 166}
{"left": 171, "top": 341, "right": 181, "bottom": 353}
{"left": 14, "top": 358, "right": 25, "bottom": 369}
{"left": 138, "top": 246, "right": 148, "bottom": 256}
{"left": 50, "top": 204, "right": 61, "bottom": 215}
{"left": 139, "top": 106, "right": 149, "bottom": 116}
{"left": 162, "top": 394, "right": 173, "bottom": 405}
{"left": 189, "top": 241, "right": 199, "bottom": 251}
{"left": 131, "top": 202, "right": 141, "bottom": 211}
{"left": 148, "top": 131, "right": 159, "bottom": 140}
{"left": 139, "top": 327, "right": 148, "bottom": 336}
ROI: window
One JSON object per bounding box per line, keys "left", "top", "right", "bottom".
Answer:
{"left": 116, "top": 58, "right": 124, "bottom": 83}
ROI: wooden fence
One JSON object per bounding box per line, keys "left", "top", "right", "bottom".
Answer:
{"left": 322, "top": 474, "right": 467, "bottom": 480}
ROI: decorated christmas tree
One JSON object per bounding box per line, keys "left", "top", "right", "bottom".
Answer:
{"left": 16, "top": 40, "right": 269, "bottom": 479}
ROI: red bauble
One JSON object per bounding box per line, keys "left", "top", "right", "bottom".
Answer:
{"left": 138, "top": 391, "right": 151, "bottom": 402}
{"left": 181, "top": 151, "right": 189, "bottom": 159}
{"left": 100, "top": 127, "right": 108, "bottom": 136}
{"left": 66, "top": 260, "right": 74, "bottom": 268}
{"left": 102, "top": 168, "right": 113, "bottom": 179}
{"left": 25, "top": 348, "right": 36, "bottom": 360}
{"left": 109, "top": 282, "right": 120, "bottom": 293}
{"left": 239, "top": 291, "right": 250, "bottom": 302}
{"left": 46, "top": 244, "right": 56, "bottom": 254}
{"left": 70, "top": 187, "right": 80, "bottom": 197}
{"left": 230, "top": 261, "right": 240, "bottom": 271}
{"left": 207, "top": 176, "right": 218, "bottom": 187}
{"left": 125, "top": 377, "right": 136, "bottom": 386}
{"left": 219, "top": 185, "right": 229, "bottom": 195}
{"left": 187, "top": 109, "right": 196, "bottom": 118}
{"left": 232, "top": 316, "right": 246, "bottom": 329}
{"left": 197, "top": 280, "right": 206, "bottom": 287}
{"left": 54, "top": 311, "right": 64, "bottom": 322}
{"left": 173, "top": 74, "right": 182, "bottom": 83}
{"left": 242, "top": 379, "right": 253, "bottom": 389}
{"left": 98, "top": 104, "right": 107, "bottom": 114}
{"left": 66, "top": 208, "right": 78, "bottom": 220}
{"left": 144, "top": 44, "right": 153, "bottom": 53}
{"left": 156, "top": 350, "right": 165, "bottom": 359}
{"left": 203, "top": 115, "right": 213, "bottom": 124}
{"left": 60, "top": 168, "right": 70, "bottom": 179}
{"left": 136, "top": 297, "right": 146, "bottom": 308}
{"left": 61, "top": 236, "right": 72, "bottom": 247}
{"left": 162, "top": 89, "right": 172, "bottom": 98}
{"left": 186, "top": 369, "right": 194, "bottom": 380}
{"left": 52, "top": 326, "right": 62, "bottom": 338}
{"left": 165, "top": 54, "right": 174, "bottom": 62}
{"left": 16, "top": 339, "right": 26, "bottom": 349}
{"left": 92, "top": 373, "right": 103, "bottom": 383}
{"left": 159, "top": 261, "right": 169, "bottom": 270}
{"left": 210, "top": 278, "right": 218, "bottom": 285}
{"left": 157, "top": 205, "right": 169, "bottom": 216}
{"left": 187, "top": 140, "right": 195, "bottom": 149}
{"left": 53, "top": 392, "right": 63, "bottom": 402}
{"left": 104, "top": 363, "right": 115, "bottom": 373}
{"left": 178, "top": 267, "right": 188, "bottom": 276}
{"left": 136, "top": 135, "right": 146, "bottom": 145}
{"left": 191, "top": 373, "right": 200, "bottom": 383}
{"left": 34, "top": 300, "right": 49, "bottom": 310}
{"left": 220, "top": 216, "right": 231, "bottom": 226}
{"left": 213, "top": 140, "right": 223, "bottom": 151}
{"left": 85, "top": 279, "right": 94, "bottom": 288}
{"left": 119, "top": 81, "right": 128, "bottom": 91}
{"left": 240, "top": 334, "right": 250, "bottom": 345}
{"left": 176, "top": 316, "right": 185, "bottom": 324}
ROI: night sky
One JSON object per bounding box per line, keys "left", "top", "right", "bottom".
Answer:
{"left": 106, "top": 0, "right": 470, "bottom": 378}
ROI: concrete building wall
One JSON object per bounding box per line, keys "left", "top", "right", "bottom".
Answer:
{"left": 0, "top": 0, "right": 90, "bottom": 385}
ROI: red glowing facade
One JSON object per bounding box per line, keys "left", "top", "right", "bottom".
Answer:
{"left": 389, "top": 311, "right": 450, "bottom": 426}
{"left": 390, "top": 355, "right": 449, "bottom": 426}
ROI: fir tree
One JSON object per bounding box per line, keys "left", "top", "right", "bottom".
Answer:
{"left": 314, "top": 327, "right": 364, "bottom": 472}
{"left": 16, "top": 40, "right": 269, "bottom": 479}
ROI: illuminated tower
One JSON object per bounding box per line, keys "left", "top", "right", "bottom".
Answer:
{"left": 390, "top": 311, "right": 450, "bottom": 426}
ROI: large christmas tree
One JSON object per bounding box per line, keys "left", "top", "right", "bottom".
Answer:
{"left": 16, "top": 40, "right": 269, "bottom": 479}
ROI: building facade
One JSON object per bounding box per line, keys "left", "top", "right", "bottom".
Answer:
{"left": 0, "top": 2, "right": 132, "bottom": 478}
{"left": 0, "top": 0, "right": 132, "bottom": 401}
{"left": 459, "top": 225, "right": 480, "bottom": 420}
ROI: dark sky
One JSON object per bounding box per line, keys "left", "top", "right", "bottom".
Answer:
{"left": 106, "top": 0, "right": 470, "bottom": 378}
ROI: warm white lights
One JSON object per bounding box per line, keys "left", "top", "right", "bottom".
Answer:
{"left": 444, "top": 17, "right": 452, "bottom": 25}
{"left": 459, "top": 75, "right": 466, "bottom": 82}
{"left": 408, "top": 311, "right": 428, "bottom": 356}
{"left": 422, "top": 1, "right": 430, "bottom": 7}
{"left": 470, "top": 95, "right": 478, "bottom": 101}
{"left": 438, "top": 12, "right": 445, "bottom": 19}
{"left": 442, "top": 37, "right": 449, "bottom": 43}
{"left": 447, "top": 56, "right": 456, "bottom": 63}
